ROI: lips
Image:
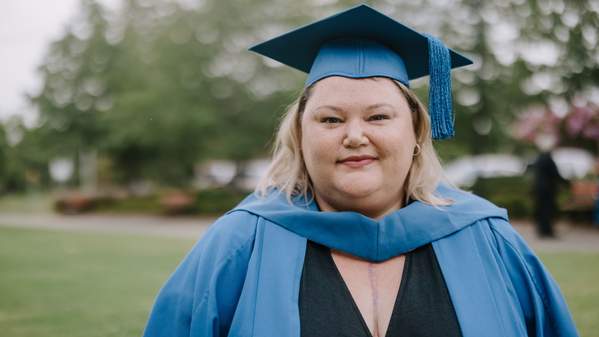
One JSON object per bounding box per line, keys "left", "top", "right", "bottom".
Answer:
{"left": 338, "top": 155, "right": 377, "bottom": 168}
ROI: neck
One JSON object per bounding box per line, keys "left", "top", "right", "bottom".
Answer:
{"left": 314, "top": 191, "right": 405, "bottom": 220}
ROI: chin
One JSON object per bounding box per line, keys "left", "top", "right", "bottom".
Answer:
{"left": 336, "top": 181, "right": 381, "bottom": 198}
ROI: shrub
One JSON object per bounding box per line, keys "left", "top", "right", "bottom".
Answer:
{"left": 194, "top": 188, "right": 248, "bottom": 215}
{"left": 470, "top": 176, "right": 534, "bottom": 218}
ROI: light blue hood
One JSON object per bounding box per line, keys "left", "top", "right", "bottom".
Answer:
{"left": 232, "top": 184, "right": 508, "bottom": 262}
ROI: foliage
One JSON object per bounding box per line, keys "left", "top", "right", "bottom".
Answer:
{"left": 194, "top": 187, "right": 247, "bottom": 214}
{"left": 93, "top": 194, "right": 162, "bottom": 214}
{"left": 1, "top": 0, "right": 597, "bottom": 191}
{"left": 89, "top": 187, "right": 247, "bottom": 215}
{"left": 470, "top": 174, "right": 581, "bottom": 220}
{"left": 30, "top": 1, "right": 111, "bottom": 170}
{"left": 0, "top": 124, "right": 9, "bottom": 191}
{"left": 49, "top": 186, "right": 247, "bottom": 215}
{"left": 0, "top": 119, "right": 51, "bottom": 193}
{"left": 470, "top": 176, "right": 535, "bottom": 218}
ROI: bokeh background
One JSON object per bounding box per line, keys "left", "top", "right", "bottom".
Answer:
{"left": 1, "top": 0, "right": 598, "bottom": 336}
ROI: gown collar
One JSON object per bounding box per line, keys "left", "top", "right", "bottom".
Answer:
{"left": 229, "top": 184, "right": 508, "bottom": 262}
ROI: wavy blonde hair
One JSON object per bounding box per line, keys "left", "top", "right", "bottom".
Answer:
{"left": 255, "top": 78, "right": 453, "bottom": 207}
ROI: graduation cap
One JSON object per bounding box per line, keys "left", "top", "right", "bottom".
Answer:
{"left": 248, "top": 3, "right": 473, "bottom": 139}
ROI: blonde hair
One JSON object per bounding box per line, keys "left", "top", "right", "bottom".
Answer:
{"left": 255, "top": 78, "right": 453, "bottom": 207}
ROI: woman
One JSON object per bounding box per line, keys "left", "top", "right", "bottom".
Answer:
{"left": 143, "top": 4, "right": 578, "bottom": 337}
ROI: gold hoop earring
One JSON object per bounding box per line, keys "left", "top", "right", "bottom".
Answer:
{"left": 413, "top": 143, "right": 421, "bottom": 157}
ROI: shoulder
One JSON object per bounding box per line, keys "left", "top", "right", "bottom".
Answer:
{"left": 158, "top": 211, "right": 260, "bottom": 297}
{"left": 143, "top": 210, "right": 261, "bottom": 337}
{"left": 204, "top": 210, "right": 260, "bottom": 243}
{"left": 485, "top": 217, "right": 534, "bottom": 261}
{"left": 193, "top": 210, "right": 260, "bottom": 262}
{"left": 466, "top": 216, "right": 535, "bottom": 266}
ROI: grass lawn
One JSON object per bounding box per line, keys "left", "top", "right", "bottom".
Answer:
{"left": 540, "top": 252, "right": 599, "bottom": 336}
{"left": 0, "top": 227, "right": 195, "bottom": 337}
{"left": 0, "top": 226, "right": 597, "bottom": 337}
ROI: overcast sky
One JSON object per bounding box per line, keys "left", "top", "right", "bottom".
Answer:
{"left": 0, "top": 1, "right": 78, "bottom": 121}
{"left": 0, "top": 0, "right": 121, "bottom": 123}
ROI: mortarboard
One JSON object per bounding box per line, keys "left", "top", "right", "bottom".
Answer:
{"left": 248, "top": 3, "right": 473, "bottom": 139}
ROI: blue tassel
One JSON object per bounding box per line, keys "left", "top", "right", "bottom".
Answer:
{"left": 426, "top": 35, "right": 454, "bottom": 140}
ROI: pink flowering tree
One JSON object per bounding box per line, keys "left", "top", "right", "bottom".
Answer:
{"left": 564, "top": 102, "right": 599, "bottom": 144}
{"left": 513, "top": 105, "right": 561, "bottom": 144}
{"left": 513, "top": 99, "right": 599, "bottom": 153}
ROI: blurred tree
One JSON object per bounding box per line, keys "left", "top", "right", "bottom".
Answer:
{"left": 515, "top": 0, "right": 599, "bottom": 154}
{"left": 26, "top": 0, "right": 598, "bottom": 192}
{"left": 97, "top": 0, "right": 300, "bottom": 187}
{"left": 374, "top": 0, "right": 599, "bottom": 160}
{"left": 0, "top": 124, "right": 8, "bottom": 191}
{"left": 0, "top": 118, "right": 50, "bottom": 193}
{"left": 31, "top": 0, "right": 114, "bottom": 187}
{"left": 97, "top": 0, "right": 207, "bottom": 186}
{"left": 521, "top": 0, "right": 599, "bottom": 99}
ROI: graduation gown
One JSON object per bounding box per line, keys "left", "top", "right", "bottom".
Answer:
{"left": 142, "top": 185, "right": 579, "bottom": 337}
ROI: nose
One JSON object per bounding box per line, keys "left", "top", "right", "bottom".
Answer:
{"left": 343, "top": 119, "right": 369, "bottom": 148}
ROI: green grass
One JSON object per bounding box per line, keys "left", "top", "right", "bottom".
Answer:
{"left": 540, "top": 252, "right": 599, "bottom": 336}
{"left": 0, "top": 227, "right": 597, "bottom": 337}
{"left": 0, "top": 227, "right": 195, "bottom": 337}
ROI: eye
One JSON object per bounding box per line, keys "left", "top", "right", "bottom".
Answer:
{"left": 368, "top": 114, "right": 390, "bottom": 121}
{"left": 320, "top": 116, "right": 342, "bottom": 124}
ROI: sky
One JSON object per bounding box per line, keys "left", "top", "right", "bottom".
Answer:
{"left": 1, "top": 1, "right": 79, "bottom": 122}
{"left": 0, "top": 0, "right": 119, "bottom": 123}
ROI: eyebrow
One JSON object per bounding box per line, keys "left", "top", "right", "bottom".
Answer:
{"left": 313, "top": 103, "right": 396, "bottom": 113}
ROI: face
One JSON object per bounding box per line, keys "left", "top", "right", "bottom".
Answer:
{"left": 300, "top": 76, "right": 417, "bottom": 216}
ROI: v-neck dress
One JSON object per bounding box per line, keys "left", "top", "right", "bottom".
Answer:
{"left": 299, "top": 240, "right": 463, "bottom": 337}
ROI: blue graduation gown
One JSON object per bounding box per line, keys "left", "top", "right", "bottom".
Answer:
{"left": 142, "top": 185, "right": 579, "bottom": 337}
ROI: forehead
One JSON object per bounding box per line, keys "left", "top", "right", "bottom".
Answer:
{"left": 307, "top": 76, "right": 408, "bottom": 109}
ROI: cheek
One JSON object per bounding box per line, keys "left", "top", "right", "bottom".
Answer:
{"left": 302, "top": 125, "right": 336, "bottom": 158}
{"left": 377, "top": 129, "right": 416, "bottom": 169}
{"left": 301, "top": 125, "right": 339, "bottom": 176}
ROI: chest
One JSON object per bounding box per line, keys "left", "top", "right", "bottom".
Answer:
{"left": 331, "top": 251, "right": 405, "bottom": 337}
{"left": 298, "top": 241, "right": 462, "bottom": 337}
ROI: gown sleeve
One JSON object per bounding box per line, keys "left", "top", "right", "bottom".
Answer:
{"left": 142, "top": 211, "right": 258, "bottom": 337}
{"left": 489, "top": 218, "right": 579, "bottom": 337}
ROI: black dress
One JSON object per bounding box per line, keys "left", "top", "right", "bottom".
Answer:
{"left": 299, "top": 240, "right": 462, "bottom": 337}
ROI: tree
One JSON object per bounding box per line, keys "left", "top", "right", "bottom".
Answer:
{"left": 0, "top": 117, "right": 50, "bottom": 193}
{"left": 28, "top": 0, "right": 598, "bottom": 191}
{"left": 31, "top": 0, "right": 114, "bottom": 186}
